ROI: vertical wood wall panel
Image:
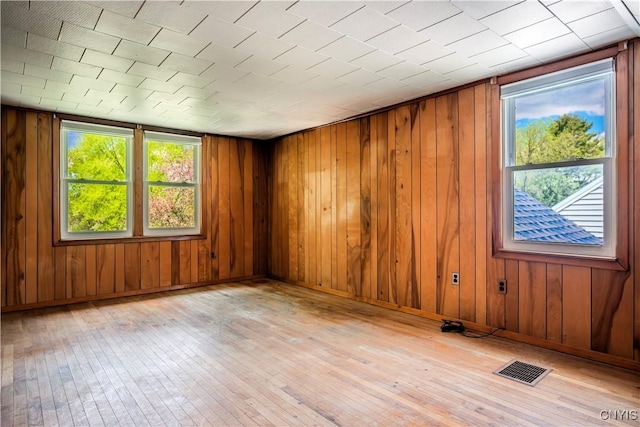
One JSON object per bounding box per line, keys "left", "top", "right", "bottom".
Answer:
{"left": 346, "top": 120, "right": 362, "bottom": 296}
{"left": 321, "top": 127, "right": 332, "bottom": 288}
{"left": 562, "top": 266, "right": 591, "bottom": 349}
{"left": 474, "top": 85, "right": 488, "bottom": 326}
{"left": 634, "top": 41, "right": 640, "bottom": 362}
{"left": 336, "top": 123, "right": 348, "bottom": 293}
{"left": 2, "top": 111, "right": 267, "bottom": 310}
{"left": 546, "top": 264, "right": 563, "bottom": 343}
{"left": 518, "top": 261, "right": 547, "bottom": 339}
{"left": 296, "top": 134, "right": 305, "bottom": 282}
{"left": 376, "top": 114, "right": 390, "bottom": 302}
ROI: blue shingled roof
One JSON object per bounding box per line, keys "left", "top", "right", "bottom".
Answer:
{"left": 514, "top": 189, "right": 602, "bottom": 245}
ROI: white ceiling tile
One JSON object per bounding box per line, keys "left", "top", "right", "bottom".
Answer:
{"left": 581, "top": 25, "right": 637, "bottom": 49}
{"left": 480, "top": 1, "right": 553, "bottom": 36}
{"left": 128, "top": 62, "right": 177, "bottom": 81}
{"left": 443, "top": 63, "right": 492, "bottom": 82}
{"left": 98, "top": 99, "right": 134, "bottom": 112}
{"left": 1, "top": 71, "right": 46, "bottom": 89}
{"left": 62, "top": 92, "right": 101, "bottom": 107}
{"left": 317, "top": 36, "right": 375, "bottom": 63}
{"left": 400, "top": 70, "right": 448, "bottom": 89}
{"left": 39, "top": 98, "right": 79, "bottom": 111}
{"left": 330, "top": 6, "right": 399, "bottom": 41}
{"left": 24, "top": 64, "right": 73, "bottom": 84}
{"left": 138, "top": 78, "right": 183, "bottom": 94}
{"left": 235, "top": 55, "right": 288, "bottom": 76}
{"left": 174, "top": 84, "right": 218, "bottom": 100}
{"left": 306, "top": 58, "right": 358, "bottom": 79}
{"left": 73, "top": 105, "right": 114, "bottom": 116}
{"left": 623, "top": 0, "right": 639, "bottom": 20}
{"left": 0, "top": 1, "right": 62, "bottom": 39}
{"left": 366, "top": 25, "right": 430, "bottom": 54}
{"left": 364, "top": 76, "right": 411, "bottom": 92}
{"left": 113, "top": 40, "right": 170, "bottom": 66}
{"left": 95, "top": 10, "right": 160, "bottom": 45}
{"left": 420, "top": 12, "right": 487, "bottom": 45}
{"left": 567, "top": 8, "right": 628, "bottom": 38}
{"left": 150, "top": 29, "right": 209, "bottom": 57}
{"left": 86, "top": 1, "right": 144, "bottom": 18}
{"left": 547, "top": 1, "right": 613, "bottom": 23}
{"left": 201, "top": 63, "right": 248, "bottom": 82}
{"left": 364, "top": 1, "right": 410, "bottom": 14}
{"left": 52, "top": 57, "right": 102, "bottom": 79}
{"left": 234, "top": 73, "right": 282, "bottom": 89}
{"left": 269, "top": 66, "right": 319, "bottom": 85}
{"left": 181, "top": 0, "right": 258, "bottom": 24}
{"left": 180, "top": 97, "right": 219, "bottom": 109}
{"left": 190, "top": 16, "right": 254, "bottom": 48}
{"left": 388, "top": 1, "right": 462, "bottom": 31}
{"left": 470, "top": 43, "right": 528, "bottom": 67}
{"left": 451, "top": 1, "right": 522, "bottom": 20}
{"left": 70, "top": 75, "right": 116, "bottom": 92}
{"left": 299, "top": 75, "right": 345, "bottom": 92}
{"left": 110, "top": 84, "right": 153, "bottom": 100}
{"left": 235, "top": 2, "right": 305, "bottom": 38}
{"left": 26, "top": 33, "right": 85, "bottom": 62}
{"left": 503, "top": 17, "right": 571, "bottom": 49}
{"left": 336, "top": 68, "right": 383, "bottom": 87}
{"left": 395, "top": 40, "right": 453, "bottom": 65}
{"left": 6, "top": 93, "right": 41, "bottom": 107}
{"left": 167, "top": 72, "right": 215, "bottom": 89}
{"left": 147, "top": 91, "right": 188, "bottom": 105}
{"left": 1, "top": 59, "right": 24, "bottom": 74}
{"left": 196, "top": 43, "right": 251, "bottom": 66}
{"left": 288, "top": 1, "right": 364, "bottom": 26}
{"left": 2, "top": 82, "right": 22, "bottom": 94}
{"left": 446, "top": 29, "right": 509, "bottom": 56}
{"left": 98, "top": 69, "right": 145, "bottom": 87}
{"left": 46, "top": 80, "right": 90, "bottom": 96}
{"left": 136, "top": 2, "right": 207, "bottom": 34}
{"left": 490, "top": 55, "right": 541, "bottom": 75}
{"left": 30, "top": 1, "right": 102, "bottom": 29}
{"left": 280, "top": 20, "right": 343, "bottom": 51}
{"left": 423, "top": 52, "right": 477, "bottom": 74}
{"left": 273, "top": 46, "right": 329, "bottom": 69}
{"left": 235, "top": 32, "right": 294, "bottom": 59}
{"left": 524, "top": 32, "right": 589, "bottom": 61}
{"left": 86, "top": 88, "right": 126, "bottom": 103}
{"left": 375, "top": 61, "right": 426, "bottom": 80}
{"left": 59, "top": 22, "right": 121, "bottom": 54}
{"left": 2, "top": 44, "right": 53, "bottom": 68}
{"left": 160, "top": 53, "right": 212, "bottom": 75}
{"left": 82, "top": 49, "right": 134, "bottom": 72}
{"left": 349, "top": 50, "right": 403, "bottom": 72}
{"left": 2, "top": 26, "right": 26, "bottom": 48}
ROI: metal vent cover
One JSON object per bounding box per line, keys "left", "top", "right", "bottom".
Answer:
{"left": 494, "top": 360, "right": 552, "bottom": 386}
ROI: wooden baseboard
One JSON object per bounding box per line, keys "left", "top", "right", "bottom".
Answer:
{"left": 272, "top": 275, "right": 640, "bottom": 373}
{"left": 0, "top": 275, "right": 267, "bottom": 313}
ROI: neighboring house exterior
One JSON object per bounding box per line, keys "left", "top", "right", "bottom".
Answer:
{"left": 552, "top": 177, "right": 604, "bottom": 239}
{"left": 514, "top": 188, "right": 602, "bottom": 245}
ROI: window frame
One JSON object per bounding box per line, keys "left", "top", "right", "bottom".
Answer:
{"left": 143, "top": 131, "right": 202, "bottom": 237}
{"left": 491, "top": 45, "right": 630, "bottom": 271}
{"left": 54, "top": 116, "right": 207, "bottom": 245}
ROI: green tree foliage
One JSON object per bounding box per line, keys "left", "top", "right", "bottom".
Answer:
{"left": 514, "top": 114, "right": 605, "bottom": 207}
{"left": 67, "top": 134, "right": 128, "bottom": 232}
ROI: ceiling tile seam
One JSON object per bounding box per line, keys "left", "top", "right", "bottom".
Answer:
{"left": 475, "top": 0, "right": 526, "bottom": 20}
{"left": 233, "top": 1, "right": 260, "bottom": 25}
{"left": 327, "top": 4, "right": 367, "bottom": 28}
{"left": 381, "top": 1, "right": 411, "bottom": 16}
{"left": 92, "top": 8, "right": 104, "bottom": 31}
{"left": 232, "top": 30, "right": 257, "bottom": 50}
{"left": 277, "top": 18, "right": 307, "bottom": 41}
{"left": 417, "top": 10, "right": 466, "bottom": 33}
{"left": 187, "top": 14, "right": 210, "bottom": 38}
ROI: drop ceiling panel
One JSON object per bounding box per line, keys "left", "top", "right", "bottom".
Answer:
{"left": 2, "top": 0, "right": 638, "bottom": 139}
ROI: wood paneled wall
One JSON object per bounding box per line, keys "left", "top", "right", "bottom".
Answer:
{"left": 1, "top": 109, "right": 268, "bottom": 310}
{"left": 267, "top": 42, "right": 640, "bottom": 366}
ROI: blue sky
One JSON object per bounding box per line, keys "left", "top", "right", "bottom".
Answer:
{"left": 515, "top": 79, "right": 605, "bottom": 135}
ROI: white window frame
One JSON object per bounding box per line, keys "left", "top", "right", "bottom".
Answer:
{"left": 143, "top": 131, "right": 202, "bottom": 237}
{"left": 60, "top": 120, "right": 134, "bottom": 240}
{"left": 500, "top": 59, "right": 616, "bottom": 258}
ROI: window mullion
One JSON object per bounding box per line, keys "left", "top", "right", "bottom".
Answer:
{"left": 133, "top": 127, "right": 144, "bottom": 237}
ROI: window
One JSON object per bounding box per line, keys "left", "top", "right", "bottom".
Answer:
{"left": 61, "top": 121, "right": 133, "bottom": 239}
{"left": 59, "top": 120, "right": 203, "bottom": 242}
{"left": 144, "top": 132, "right": 201, "bottom": 236}
{"left": 501, "top": 59, "right": 616, "bottom": 258}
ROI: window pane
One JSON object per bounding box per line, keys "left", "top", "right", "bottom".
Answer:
{"left": 148, "top": 185, "right": 196, "bottom": 229}
{"left": 514, "top": 79, "right": 606, "bottom": 166}
{"left": 147, "top": 141, "right": 195, "bottom": 183}
{"left": 68, "top": 183, "right": 128, "bottom": 232}
{"left": 66, "top": 131, "right": 128, "bottom": 181}
{"left": 513, "top": 164, "right": 603, "bottom": 245}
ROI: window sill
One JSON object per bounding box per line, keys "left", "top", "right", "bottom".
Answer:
{"left": 55, "top": 233, "right": 206, "bottom": 247}
{"left": 493, "top": 248, "right": 627, "bottom": 271}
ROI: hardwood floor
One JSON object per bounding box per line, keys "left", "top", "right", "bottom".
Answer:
{"left": 2, "top": 279, "right": 638, "bottom": 426}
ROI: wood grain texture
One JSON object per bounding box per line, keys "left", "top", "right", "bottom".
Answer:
{"left": 518, "top": 261, "right": 546, "bottom": 340}
{"left": 210, "top": 135, "right": 220, "bottom": 281}
{"left": 376, "top": 113, "right": 390, "bottom": 302}
{"left": 140, "top": 242, "right": 160, "bottom": 289}
{"left": 505, "top": 259, "right": 519, "bottom": 332}
{"left": 546, "top": 264, "right": 563, "bottom": 343}
{"left": 36, "top": 113, "right": 55, "bottom": 303}
{"left": 435, "top": 94, "right": 460, "bottom": 317}
{"left": 321, "top": 127, "right": 332, "bottom": 288}
{"left": 458, "top": 87, "right": 476, "bottom": 321}
{"left": 218, "top": 138, "right": 231, "bottom": 280}
{"left": 296, "top": 134, "right": 305, "bottom": 282}
{"left": 562, "top": 266, "right": 591, "bottom": 349}
{"left": 179, "top": 240, "right": 191, "bottom": 285}
{"left": 252, "top": 143, "right": 268, "bottom": 276}
{"left": 336, "top": 123, "right": 348, "bottom": 293}
{"left": 346, "top": 120, "right": 361, "bottom": 296}
{"left": 360, "top": 117, "right": 372, "bottom": 299}
{"left": 419, "top": 100, "right": 437, "bottom": 314}
{"left": 306, "top": 133, "right": 316, "bottom": 285}
{"left": 25, "top": 112, "right": 38, "bottom": 304}
{"left": 97, "top": 244, "right": 115, "bottom": 295}
{"left": 244, "top": 140, "right": 254, "bottom": 277}
{"left": 85, "top": 245, "right": 97, "bottom": 296}
{"left": 474, "top": 84, "right": 488, "bottom": 326}
{"left": 67, "top": 246, "right": 86, "bottom": 298}
{"left": 330, "top": 125, "right": 339, "bottom": 291}
{"left": 387, "top": 111, "right": 397, "bottom": 304}
{"left": 369, "top": 116, "right": 378, "bottom": 302}
{"left": 124, "top": 243, "right": 141, "bottom": 291}
{"left": 633, "top": 41, "right": 640, "bottom": 362}
{"left": 229, "top": 138, "right": 245, "bottom": 278}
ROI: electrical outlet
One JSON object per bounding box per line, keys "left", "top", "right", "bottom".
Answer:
{"left": 452, "top": 272, "right": 460, "bottom": 286}
{"left": 498, "top": 279, "right": 507, "bottom": 294}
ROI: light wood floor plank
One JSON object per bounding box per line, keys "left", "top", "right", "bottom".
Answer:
{"left": 2, "top": 279, "right": 639, "bottom": 426}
